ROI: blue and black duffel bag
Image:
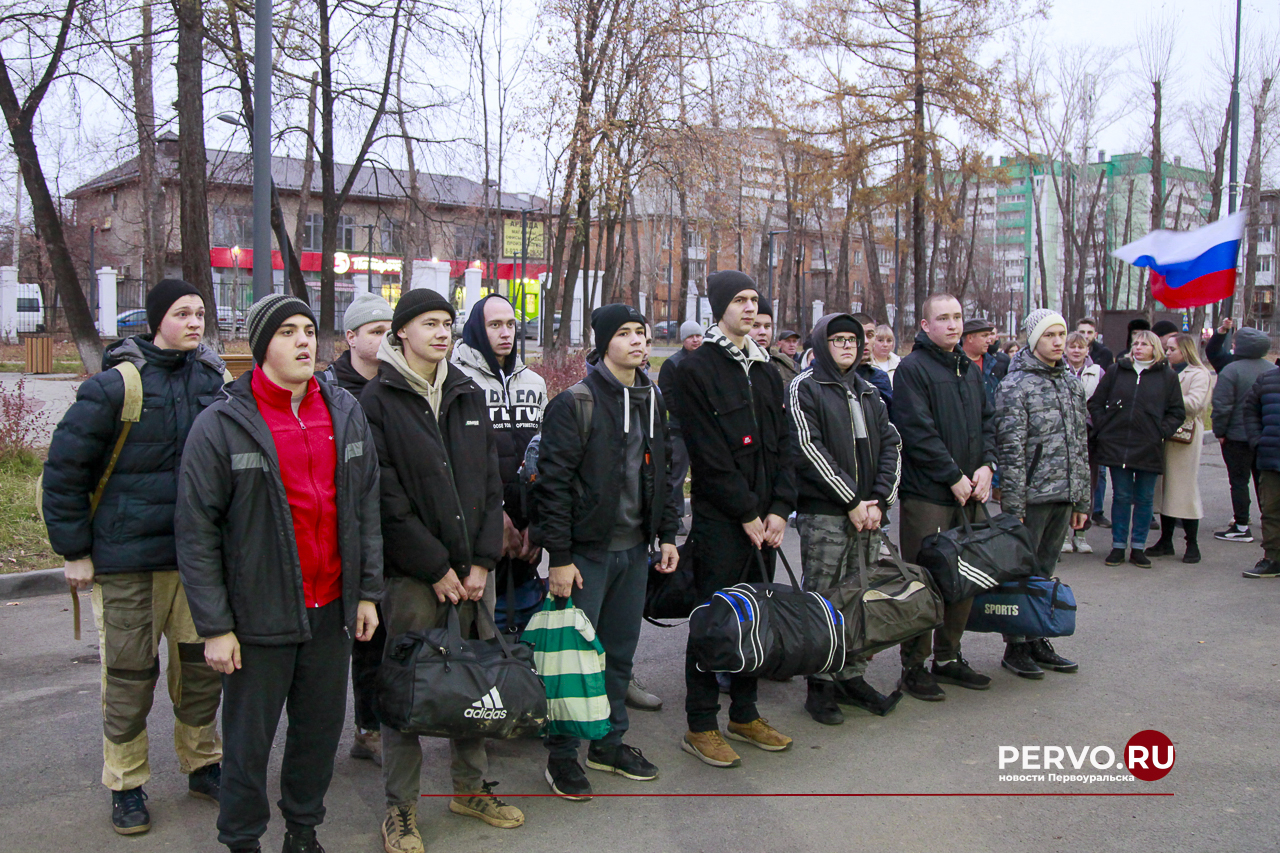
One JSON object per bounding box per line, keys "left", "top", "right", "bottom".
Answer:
{"left": 965, "top": 576, "right": 1076, "bottom": 638}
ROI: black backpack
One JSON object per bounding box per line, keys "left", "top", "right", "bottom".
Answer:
{"left": 520, "top": 382, "right": 593, "bottom": 546}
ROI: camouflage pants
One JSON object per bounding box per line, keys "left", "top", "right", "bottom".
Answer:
{"left": 91, "top": 571, "right": 223, "bottom": 791}
{"left": 797, "top": 513, "right": 879, "bottom": 681}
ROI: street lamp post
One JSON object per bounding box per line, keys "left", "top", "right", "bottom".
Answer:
{"left": 767, "top": 229, "right": 788, "bottom": 306}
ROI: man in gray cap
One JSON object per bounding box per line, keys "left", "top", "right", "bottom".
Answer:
{"left": 960, "top": 316, "right": 1004, "bottom": 405}
{"left": 657, "top": 319, "right": 704, "bottom": 536}
{"left": 321, "top": 292, "right": 394, "bottom": 395}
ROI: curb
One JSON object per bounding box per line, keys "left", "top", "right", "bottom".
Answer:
{"left": 0, "top": 567, "right": 70, "bottom": 600}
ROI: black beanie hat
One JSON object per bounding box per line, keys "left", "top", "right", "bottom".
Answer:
{"left": 392, "top": 288, "right": 455, "bottom": 336}
{"left": 146, "top": 278, "right": 202, "bottom": 334}
{"left": 826, "top": 315, "right": 861, "bottom": 339}
{"left": 706, "top": 270, "right": 758, "bottom": 321}
{"left": 1151, "top": 319, "right": 1179, "bottom": 337}
{"left": 756, "top": 295, "right": 774, "bottom": 318}
{"left": 245, "top": 294, "right": 318, "bottom": 365}
{"left": 591, "top": 303, "right": 645, "bottom": 355}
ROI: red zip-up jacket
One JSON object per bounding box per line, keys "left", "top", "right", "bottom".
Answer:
{"left": 251, "top": 368, "right": 343, "bottom": 608}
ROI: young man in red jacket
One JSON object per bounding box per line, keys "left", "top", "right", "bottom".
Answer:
{"left": 177, "top": 294, "right": 382, "bottom": 853}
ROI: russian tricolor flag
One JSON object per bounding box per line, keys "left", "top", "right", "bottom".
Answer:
{"left": 1113, "top": 210, "right": 1247, "bottom": 309}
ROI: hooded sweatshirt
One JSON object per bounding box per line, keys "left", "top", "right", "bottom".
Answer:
{"left": 377, "top": 333, "right": 447, "bottom": 417}
{"left": 1212, "top": 327, "right": 1273, "bottom": 442}
{"left": 594, "top": 360, "right": 655, "bottom": 550}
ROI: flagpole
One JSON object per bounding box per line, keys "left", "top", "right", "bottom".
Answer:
{"left": 1224, "top": 0, "right": 1243, "bottom": 320}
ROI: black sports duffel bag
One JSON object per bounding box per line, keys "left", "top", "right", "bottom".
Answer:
{"left": 378, "top": 603, "right": 548, "bottom": 740}
{"left": 914, "top": 504, "right": 1038, "bottom": 603}
{"left": 688, "top": 549, "right": 847, "bottom": 680}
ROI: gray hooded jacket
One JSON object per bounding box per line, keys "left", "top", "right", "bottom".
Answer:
{"left": 1212, "top": 326, "right": 1272, "bottom": 442}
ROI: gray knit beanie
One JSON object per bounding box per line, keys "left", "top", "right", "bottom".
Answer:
{"left": 679, "top": 320, "right": 703, "bottom": 341}
{"left": 343, "top": 292, "right": 394, "bottom": 333}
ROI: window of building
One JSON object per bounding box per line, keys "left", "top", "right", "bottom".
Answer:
{"left": 338, "top": 215, "right": 356, "bottom": 251}
{"left": 854, "top": 250, "right": 863, "bottom": 265}
{"left": 211, "top": 206, "right": 253, "bottom": 248}
{"left": 302, "top": 213, "right": 323, "bottom": 251}
{"left": 454, "top": 222, "right": 494, "bottom": 259}
{"left": 380, "top": 217, "right": 404, "bottom": 254}
{"left": 1254, "top": 225, "right": 1272, "bottom": 244}
{"left": 1256, "top": 255, "right": 1272, "bottom": 273}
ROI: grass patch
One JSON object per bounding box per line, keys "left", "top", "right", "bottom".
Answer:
{"left": 0, "top": 361, "right": 84, "bottom": 373}
{"left": 0, "top": 451, "right": 59, "bottom": 573}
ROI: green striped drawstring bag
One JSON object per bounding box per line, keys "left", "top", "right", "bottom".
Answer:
{"left": 522, "top": 596, "right": 612, "bottom": 740}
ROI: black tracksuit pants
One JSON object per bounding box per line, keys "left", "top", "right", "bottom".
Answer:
{"left": 217, "top": 600, "right": 351, "bottom": 851}
{"left": 684, "top": 516, "right": 775, "bottom": 732}
{"left": 349, "top": 603, "right": 385, "bottom": 731}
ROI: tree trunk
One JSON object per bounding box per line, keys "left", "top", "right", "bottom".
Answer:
{"left": 1241, "top": 77, "right": 1272, "bottom": 326}
{"left": 293, "top": 72, "right": 319, "bottom": 263}
{"left": 129, "top": 2, "right": 165, "bottom": 286}
{"left": 910, "top": 0, "right": 927, "bottom": 322}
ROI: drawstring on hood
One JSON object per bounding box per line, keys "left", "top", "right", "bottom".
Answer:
{"left": 596, "top": 362, "right": 656, "bottom": 438}
{"left": 377, "top": 332, "right": 448, "bottom": 416}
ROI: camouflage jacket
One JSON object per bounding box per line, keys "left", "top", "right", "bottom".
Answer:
{"left": 994, "top": 348, "right": 1091, "bottom": 518}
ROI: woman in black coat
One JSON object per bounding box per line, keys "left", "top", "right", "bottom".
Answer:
{"left": 1088, "top": 330, "right": 1186, "bottom": 568}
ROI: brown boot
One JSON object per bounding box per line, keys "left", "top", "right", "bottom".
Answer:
{"left": 350, "top": 728, "right": 382, "bottom": 766}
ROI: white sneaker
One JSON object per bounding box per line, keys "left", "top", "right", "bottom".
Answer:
{"left": 1073, "top": 533, "right": 1093, "bottom": 554}
{"left": 1061, "top": 536, "right": 1075, "bottom": 553}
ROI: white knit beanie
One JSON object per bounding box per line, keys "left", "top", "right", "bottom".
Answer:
{"left": 1025, "top": 308, "right": 1067, "bottom": 352}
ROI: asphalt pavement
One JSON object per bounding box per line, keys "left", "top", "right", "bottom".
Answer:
{"left": 0, "top": 450, "right": 1276, "bottom": 853}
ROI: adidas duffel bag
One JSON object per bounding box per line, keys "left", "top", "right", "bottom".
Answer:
{"left": 378, "top": 603, "right": 548, "bottom": 740}
{"left": 915, "top": 505, "right": 1037, "bottom": 603}
{"left": 688, "top": 549, "right": 847, "bottom": 680}
{"left": 965, "top": 576, "right": 1077, "bottom": 638}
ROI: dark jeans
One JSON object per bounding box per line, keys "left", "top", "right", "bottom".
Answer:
{"left": 544, "top": 543, "right": 649, "bottom": 760}
{"left": 684, "top": 516, "right": 773, "bottom": 732}
{"left": 217, "top": 600, "right": 351, "bottom": 850}
{"left": 898, "top": 498, "right": 982, "bottom": 668}
{"left": 1004, "top": 502, "right": 1073, "bottom": 644}
{"left": 1258, "top": 470, "right": 1280, "bottom": 561}
{"left": 1109, "top": 467, "right": 1159, "bottom": 550}
{"left": 1092, "top": 464, "right": 1107, "bottom": 515}
{"left": 1221, "top": 439, "right": 1261, "bottom": 527}
{"left": 349, "top": 603, "right": 385, "bottom": 732}
{"left": 669, "top": 431, "right": 690, "bottom": 519}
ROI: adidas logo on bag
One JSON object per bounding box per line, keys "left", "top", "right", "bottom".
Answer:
{"left": 464, "top": 686, "right": 508, "bottom": 720}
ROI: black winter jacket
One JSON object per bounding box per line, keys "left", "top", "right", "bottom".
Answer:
{"left": 657, "top": 346, "right": 693, "bottom": 432}
{"left": 319, "top": 350, "right": 370, "bottom": 394}
{"left": 673, "top": 326, "right": 796, "bottom": 524}
{"left": 43, "top": 336, "right": 227, "bottom": 573}
{"left": 534, "top": 364, "right": 677, "bottom": 567}
{"left": 1244, "top": 367, "right": 1280, "bottom": 470}
{"left": 360, "top": 360, "right": 503, "bottom": 584}
{"left": 1088, "top": 358, "right": 1186, "bottom": 474}
{"left": 891, "top": 331, "right": 997, "bottom": 506}
{"left": 789, "top": 314, "right": 901, "bottom": 516}
{"left": 176, "top": 372, "right": 383, "bottom": 645}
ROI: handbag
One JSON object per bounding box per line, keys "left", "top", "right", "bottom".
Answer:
{"left": 378, "top": 603, "right": 548, "bottom": 740}
{"left": 966, "top": 576, "right": 1077, "bottom": 638}
{"left": 819, "top": 536, "right": 945, "bottom": 658}
{"left": 1168, "top": 420, "right": 1195, "bottom": 444}
{"left": 521, "top": 596, "right": 612, "bottom": 741}
{"left": 644, "top": 540, "right": 699, "bottom": 626}
{"left": 915, "top": 504, "right": 1038, "bottom": 603}
{"left": 688, "top": 549, "right": 847, "bottom": 680}
{"left": 494, "top": 563, "right": 548, "bottom": 635}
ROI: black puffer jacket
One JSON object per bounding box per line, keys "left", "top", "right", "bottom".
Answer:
{"left": 1244, "top": 367, "right": 1280, "bottom": 470}
{"left": 360, "top": 360, "right": 504, "bottom": 584}
{"left": 1088, "top": 357, "right": 1186, "bottom": 474}
{"left": 176, "top": 372, "right": 383, "bottom": 645}
{"left": 657, "top": 346, "right": 693, "bottom": 432}
{"left": 43, "top": 336, "right": 227, "bottom": 573}
{"left": 534, "top": 363, "right": 677, "bottom": 568}
{"left": 789, "top": 314, "right": 901, "bottom": 516}
{"left": 891, "top": 331, "right": 997, "bottom": 506}
{"left": 674, "top": 326, "right": 796, "bottom": 524}
{"left": 319, "top": 350, "right": 370, "bottom": 394}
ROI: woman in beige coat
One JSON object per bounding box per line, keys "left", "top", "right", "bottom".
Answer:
{"left": 1151, "top": 334, "right": 1215, "bottom": 563}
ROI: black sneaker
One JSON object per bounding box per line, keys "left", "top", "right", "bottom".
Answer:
{"left": 545, "top": 757, "right": 593, "bottom": 801}
{"left": 1146, "top": 540, "right": 1175, "bottom": 557}
{"left": 1215, "top": 523, "right": 1255, "bottom": 542}
{"left": 188, "top": 762, "right": 221, "bottom": 802}
{"left": 585, "top": 743, "right": 658, "bottom": 781}
{"left": 931, "top": 657, "right": 992, "bottom": 690}
{"left": 898, "top": 665, "right": 945, "bottom": 701}
{"left": 1027, "top": 638, "right": 1078, "bottom": 673}
{"left": 110, "top": 787, "right": 150, "bottom": 835}
{"left": 835, "top": 676, "right": 903, "bottom": 715}
{"left": 1129, "top": 549, "right": 1152, "bottom": 568}
{"left": 1104, "top": 547, "right": 1126, "bottom": 566}
{"left": 1243, "top": 559, "right": 1280, "bottom": 578}
{"left": 282, "top": 825, "right": 324, "bottom": 853}
{"left": 804, "top": 679, "right": 845, "bottom": 725}
{"left": 1001, "top": 642, "right": 1045, "bottom": 679}
{"left": 1091, "top": 511, "right": 1111, "bottom": 529}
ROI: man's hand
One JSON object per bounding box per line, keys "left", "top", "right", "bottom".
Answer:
{"left": 657, "top": 543, "right": 679, "bottom": 574}
{"left": 742, "top": 516, "right": 767, "bottom": 549}
{"left": 205, "top": 632, "right": 241, "bottom": 674}
{"left": 517, "top": 528, "right": 542, "bottom": 563}
{"left": 355, "top": 600, "right": 379, "bottom": 641}
{"left": 1219, "top": 317, "right": 1235, "bottom": 335}
{"left": 1070, "top": 512, "right": 1089, "bottom": 531}
{"left": 865, "top": 503, "right": 883, "bottom": 531}
{"left": 548, "top": 563, "right": 583, "bottom": 598}
{"left": 64, "top": 557, "right": 94, "bottom": 591}
{"left": 1220, "top": 436, "right": 1227, "bottom": 447}
{"left": 971, "top": 466, "right": 994, "bottom": 503}
{"left": 847, "top": 500, "right": 879, "bottom": 532}
{"left": 463, "top": 566, "right": 489, "bottom": 602}
{"left": 502, "top": 513, "right": 522, "bottom": 559}
{"left": 432, "top": 568, "right": 467, "bottom": 604}
{"left": 763, "top": 513, "right": 787, "bottom": 548}
{"left": 950, "top": 474, "right": 974, "bottom": 505}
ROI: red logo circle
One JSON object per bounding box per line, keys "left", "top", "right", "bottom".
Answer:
{"left": 1124, "top": 730, "right": 1176, "bottom": 781}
